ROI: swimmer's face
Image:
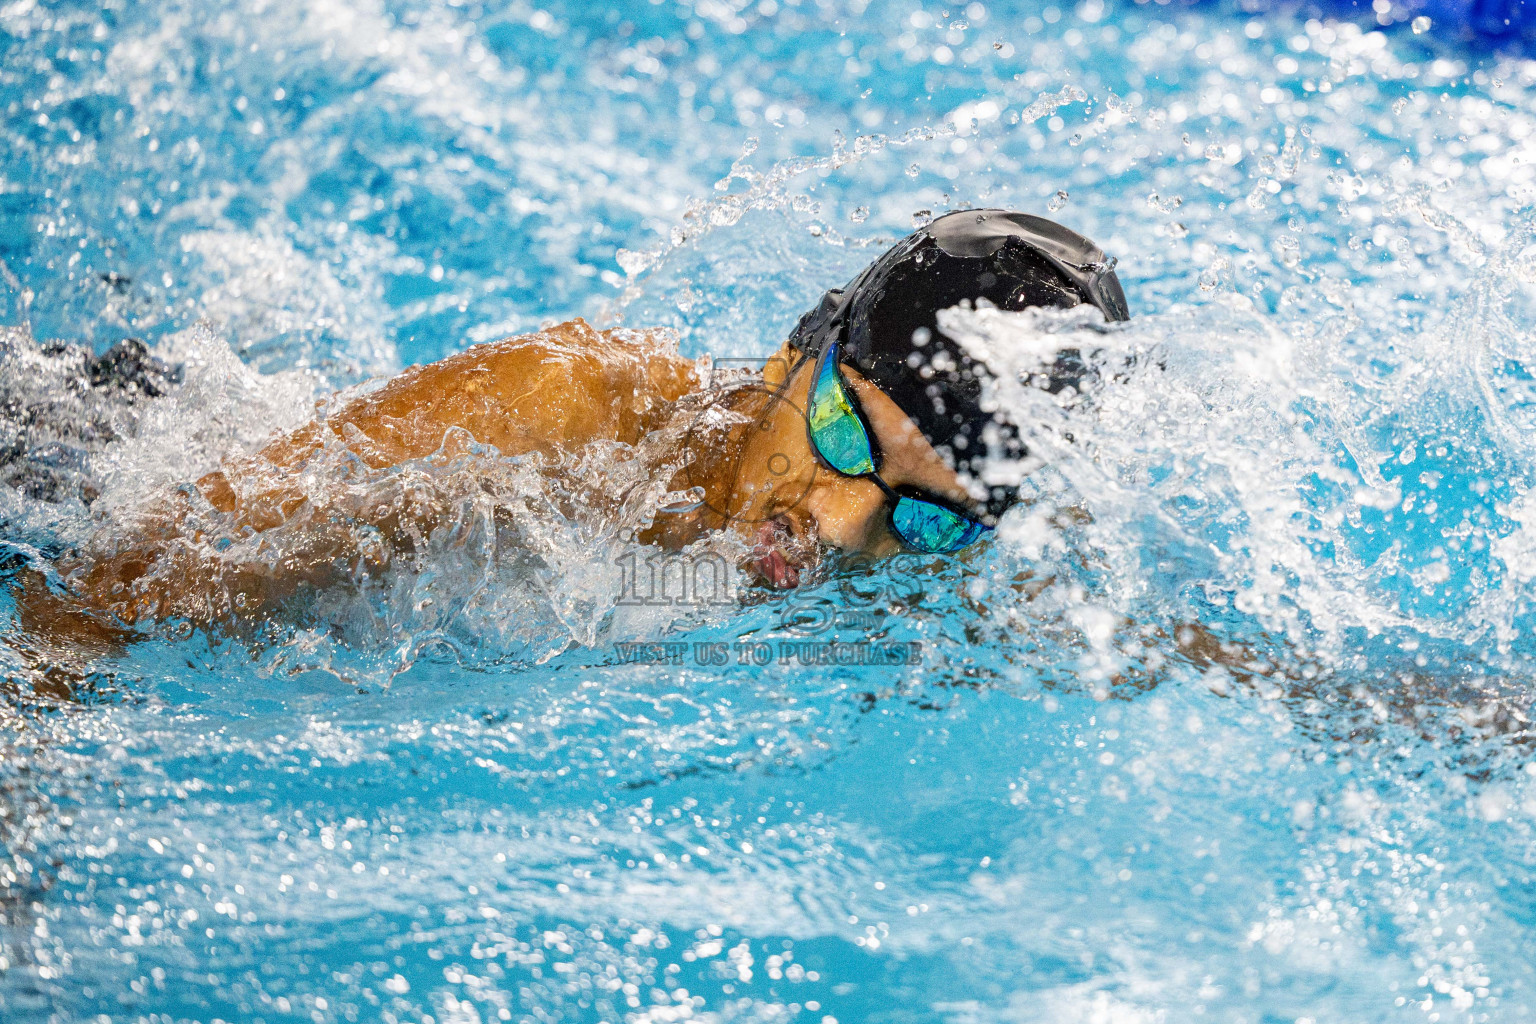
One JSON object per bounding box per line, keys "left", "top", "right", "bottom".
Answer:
{"left": 726, "top": 343, "right": 980, "bottom": 588}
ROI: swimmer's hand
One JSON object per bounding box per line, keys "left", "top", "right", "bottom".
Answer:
{"left": 14, "top": 569, "right": 129, "bottom": 653}
{"left": 6, "top": 568, "right": 133, "bottom": 706}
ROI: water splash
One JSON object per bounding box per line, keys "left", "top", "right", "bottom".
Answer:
{"left": 4, "top": 2, "right": 1536, "bottom": 1022}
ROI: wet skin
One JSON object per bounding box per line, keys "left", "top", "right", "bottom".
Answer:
{"left": 17, "top": 318, "right": 978, "bottom": 641}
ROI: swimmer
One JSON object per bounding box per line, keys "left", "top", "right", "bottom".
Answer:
{"left": 15, "top": 209, "right": 1128, "bottom": 643}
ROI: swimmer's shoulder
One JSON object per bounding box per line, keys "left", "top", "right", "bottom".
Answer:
{"left": 345, "top": 319, "right": 688, "bottom": 405}
{"left": 453, "top": 318, "right": 701, "bottom": 411}
{"left": 472, "top": 318, "right": 697, "bottom": 388}
{"left": 313, "top": 319, "right": 700, "bottom": 458}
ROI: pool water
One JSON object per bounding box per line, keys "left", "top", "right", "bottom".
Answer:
{"left": 4, "top": 0, "right": 1536, "bottom": 1021}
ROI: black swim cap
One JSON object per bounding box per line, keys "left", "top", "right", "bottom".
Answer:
{"left": 786, "top": 208, "right": 1129, "bottom": 521}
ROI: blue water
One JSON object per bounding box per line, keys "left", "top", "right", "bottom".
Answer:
{"left": 4, "top": 1, "right": 1536, "bottom": 1022}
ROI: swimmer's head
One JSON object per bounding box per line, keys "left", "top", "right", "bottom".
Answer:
{"left": 716, "top": 209, "right": 1128, "bottom": 585}
{"left": 784, "top": 208, "right": 1129, "bottom": 522}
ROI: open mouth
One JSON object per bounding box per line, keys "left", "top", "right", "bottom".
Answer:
{"left": 749, "top": 514, "right": 820, "bottom": 589}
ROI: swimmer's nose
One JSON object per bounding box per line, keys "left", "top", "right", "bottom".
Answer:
{"left": 799, "top": 477, "right": 894, "bottom": 555}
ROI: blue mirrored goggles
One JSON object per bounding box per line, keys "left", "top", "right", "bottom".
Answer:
{"left": 803, "top": 343, "right": 992, "bottom": 555}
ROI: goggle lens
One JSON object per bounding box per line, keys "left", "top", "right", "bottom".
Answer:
{"left": 891, "top": 494, "right": 988, "bottom": 554}
{"left": 807, "top": 351, "right": 876, "bottom": 476}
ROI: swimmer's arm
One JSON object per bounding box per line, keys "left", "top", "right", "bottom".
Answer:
{"left": 189, "top": 316, "right": 698, "bottom": 568}
{"left": 180, "top": 317, "right": 697, "bottom": 536}
{"left": 285, "top": 318, "right": 695, "bottom": 464}
{"left": 30, "top": 320, "right": 697, "bottom": 631}
{"left": 981, "top": 571, "right": 1290, "bottom": 689}
{"left": 199, "top": 318, "right": 697, "bottom": 505}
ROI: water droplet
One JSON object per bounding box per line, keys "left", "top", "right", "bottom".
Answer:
{"left": 656, "top": 487, "right": 706, "bottom": 513}
{"left": 616, "top": 249, "right": 651, "bottom": 277}
{"left": 1198, "top": 256, "right": 1230, "bottom": 291}
{"left": 993, "top": 40, "right": 1005, "bottom": 49}
{"left": 1411, "top": 15, "right": 1431, "bottom": 33}
{"left": 849, "top": 206, "right": 869, "bottom": 223}
{"left": 911, "top": 209, "right": 933, "bottom": 228}
{"left": 1068, "top": 133, "right": 1083, "bottom": 146}
{"left": 906, "top": 162, "right": 921, "bottom": 177}
{"left": 1047, "top": 190, "right": 1068, "bottom": 212}
{"left": 1274, "top": 234, "right": 1301, "bottom": 268}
